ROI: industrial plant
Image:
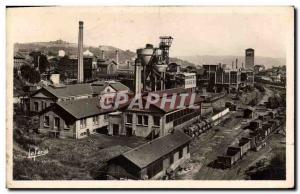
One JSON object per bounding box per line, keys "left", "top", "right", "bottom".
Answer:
{"left": 12, "top": 20, "right": 287, "bottom": 181}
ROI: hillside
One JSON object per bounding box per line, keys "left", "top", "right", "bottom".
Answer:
{"left": 14, "top": 40, "right": 195, "bottom": 67}
{"left": 178, "top": 55, "right": 286, "bottom": 69}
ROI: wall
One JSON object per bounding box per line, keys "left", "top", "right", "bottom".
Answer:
{"left": 75, "top": 114, "right": 108, "bottom": 139}
{"left": 39, "top": 110, "right": 76, "bottom": 138}
{"left": 123, "top": 112, "right": 162, "bottom": 138}
{"left": 30, "top": 98, "right": 55, "bottom": 113}
{"left": 149, "top": 144, "right": 191, "bottom": 180}
{"left": 108, "top": 113, "right": 123, "bottom": 136}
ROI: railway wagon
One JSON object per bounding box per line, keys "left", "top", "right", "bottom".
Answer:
{"left": 262, "top": 123, "right": 272, "bottom": 135}
{"left": 217, "top": 156, "right": 235, "bottom": 168}
{"left": 226, "top": 147, "right": 241, "bottom": 163}
{"left": 238, "top": 138, "right": 251, "bottom": 156}
{"left": 247, "top": 134, "right": 257, "bottom": 150}
{"left": 268, "top": 120, "right": 280, "bottom": 130}
{"left": 249, "top": 120, "right": 262, "bottom": 131}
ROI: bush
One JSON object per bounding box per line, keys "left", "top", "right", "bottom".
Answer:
{"left": 13, "top": 159, "right": 70, "bottom": 180}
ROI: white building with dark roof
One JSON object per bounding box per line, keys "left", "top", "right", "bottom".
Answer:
{"left": 30, "top": 81, "right": 130, "bottom": 113}
{"left": 38, "top": 97, "right": 127, "bottom": 139}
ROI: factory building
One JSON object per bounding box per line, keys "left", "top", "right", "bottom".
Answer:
{"left": 201, "top": 64, "right": 242, "bottom": 92}
{"left": 108, "top": 88, "right": 203, "bottom": 139}
{"left": 30, "top": 80, "right": 129, "bottom": 113}
{"left": 106, "top": 130, "right": 192, "bottom": 180}
{"left": 245, "top": 48, "right": 255, "bottom": 70}
{"left": 107, "top": 37, "right": 203, "bottom": 139}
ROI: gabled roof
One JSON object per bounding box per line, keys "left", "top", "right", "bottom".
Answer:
{"left": 32, "top": 81, "right": 130, "bottom": 99}
{"left": 55, "top": 97, "right": 117, "bottom": 119}
{"left": 42, "top": 83, "right": 93, "bottom": 98}
{"left": 14, "top": 52, "right": 26, "bottom": 59}
{"left": 120, "top": 130, "right": 192, "bottom": 169}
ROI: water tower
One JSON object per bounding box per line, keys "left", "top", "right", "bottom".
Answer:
{"left": 135, "top": 36, "right": 173, "bottom": 92}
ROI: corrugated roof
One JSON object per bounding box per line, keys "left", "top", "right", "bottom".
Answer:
{"left": 141, "top": 89, "right": 203, "bottom": 113}
{"left": 109, "top": 82, "right": 129, "bottom": 91}
{"left": 43, "top": 83, "right": 93, "bottom": 98}
{"left": 56, "top": 97, "right": 115, "bottom": 119}
{"left": 41, "top": 81, "right": 129, "bottom": 98}
{"left": 121, "top": 130, "right": 191, "bottom": 169}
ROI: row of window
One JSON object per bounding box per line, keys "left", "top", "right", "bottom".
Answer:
{"left": 34, "top": 101, "right": 53, "bottom": 111}
{"left": 44, "top": 114, "right": 108, "bottom": 130}
{"left": 44, "top": 116, "right": 71, "bottom": 130}
{"left": 166, "top": 108, "right": 197, "bottom": 123}
{"left": 126, "top": 114, "right": 160, "bottom": 127}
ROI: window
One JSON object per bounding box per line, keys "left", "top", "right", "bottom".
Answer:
{"left": 126, "top": 114, "right": 133, "bottom": 124}
{"left": 137, "top": 115, "right": 143, "bottom": 125}
{"left": 143, "top": 116, "right": 148, "bottom": 126}
{"left": 44, "top": 116, "right": 50, "bottom": 127}
{"left": 41, "top": 101, "right": 44, "bottom": 110}
{"left": 93, "top": 116, "right": 99, "bottom": 125}
{"left": 179, "top": 148, "right": 183, "bottom": 159}
{"left": 153, "top": 116, "right": 160, "bottom": 126}
{"left": 187, "top": 145, "right": 190, "bottom": 153}
{"left": 34, "top": 102, "right": 39, "bottom": 111}
{"left": 170, "top": 154, "right": 174, "bottom": 164}
{"left": 104, "top": 114, "right": 108, "bottom": 120}
{"left": 64, "top": 122, "right": 71, "bottom": 130}
{"left": 80, "top": 118, "right": 86, "bottom": 128}
{"left": 54, "top": 117, "right": 60, "bottom": 129}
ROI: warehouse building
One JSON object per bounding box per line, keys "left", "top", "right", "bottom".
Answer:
{"left": 38, "top": 97, "right": 126, "bottom": 139}
{"left": 106, "top": 130, "right": 192, "bottom": 180}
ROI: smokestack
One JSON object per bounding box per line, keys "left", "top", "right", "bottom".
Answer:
{"left": 236, "top": 58, "right": 238, "bottom": 70}
{"left": 115, "top": 50, "right": 119, "bottom": 70}
{"left": 115, "top": 50, "right": 119, "bottom": 64}
{"left": 134, "top": 58, "right": 142, "bottom": 95}
{"left": 77, "top": 21, "right": 84, "bottom": 83}
{"left": 101, "top": 50, "right": 105, "bottom": 60}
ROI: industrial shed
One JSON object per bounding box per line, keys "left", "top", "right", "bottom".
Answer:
{"left": 106, "top": 130, "right": 192, "bottom": 180}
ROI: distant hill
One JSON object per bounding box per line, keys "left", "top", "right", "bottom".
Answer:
{"left": 178, "top": 55, "right": 286, "bottom": 69}
{"left": 14, "top": 40, "right": 195, "bottom": 66}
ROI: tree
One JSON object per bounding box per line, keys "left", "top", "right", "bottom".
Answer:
{"left": 29, "top": 51, "right": 49, "bottom": 73}
{"left": 20, "top": 64, "right": 41, "bottom": 84}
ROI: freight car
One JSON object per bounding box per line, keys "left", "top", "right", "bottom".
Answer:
{"left": 238, "top": 138, "right": 251, "bottom": 157}
{"left": 184, "top": 108, "right": 229, "bottom": 137}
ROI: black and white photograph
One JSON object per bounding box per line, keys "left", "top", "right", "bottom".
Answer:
{"left": 6, "top": 6, "right": 294, "bottom": 189}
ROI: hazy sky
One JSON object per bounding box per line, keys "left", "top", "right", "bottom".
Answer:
{"left": 7, "top": 6, "right": 292, "bottom": 58}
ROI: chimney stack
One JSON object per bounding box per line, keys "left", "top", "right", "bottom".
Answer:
{"left": 101, "top": 50, "right": 105, "bottom": 60}
{"left": 77, "top": 21, "right": 84, "bottom": 83}
{"left": 236, "top": 58, "right": 238, "bottom": 70}
{"left": 134, "top": 58, "right": 142, "bottom": 95}
{"left": 115, "top": 50, "right": 119, "bottom": 70}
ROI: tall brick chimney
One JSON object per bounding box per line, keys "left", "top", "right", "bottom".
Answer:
{"left": 115, "top": 50, "right": 119, "bottom": 69}
{"left": 77, "top": 21, "right": 84, "bottom": 83}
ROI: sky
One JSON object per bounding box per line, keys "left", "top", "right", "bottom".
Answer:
{"left": 7, "top": 6, "right": 293, "bottom": 58}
